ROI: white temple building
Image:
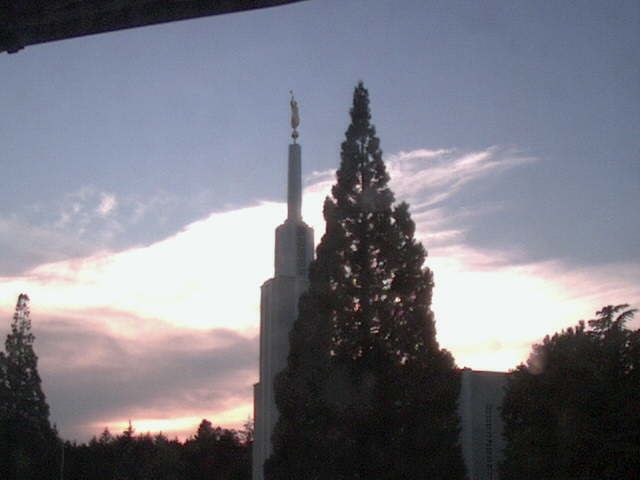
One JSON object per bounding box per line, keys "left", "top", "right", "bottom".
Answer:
{"left": 252, "top": 97, "right": 314, "bottom": 480}
{"left": 459, "top": 369, "right": 508, "bottom": 480}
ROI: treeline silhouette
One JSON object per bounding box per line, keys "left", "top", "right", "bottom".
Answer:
{"left": 0, "top": 294, "right": 251, "bottom": 480}
{"left": 2, "top": 293, "right": 637, "bottom": 479}
{"left": 63, "top": 419, "right": 252, "bottom": 480}
{"left": 501, "top": 304, "right": 640, "bottom": 479}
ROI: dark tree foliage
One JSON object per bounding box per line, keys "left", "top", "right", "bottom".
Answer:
{"left": 63, "top": 426, "right": 186, "bottom": 480}
{"left": 0, "top": 293, "right": 59, "bottom": 480}
{"left": 63, "top": 419, "right": 252, "bottom": 480}
{"left": 265, "top": 83, "right": 465, "bottom": 479}
{"left": 183, "top": 419, "right": 251, "bottom": 480}
{"left": 501, "top": 304, "right": 640, "bottom": 480}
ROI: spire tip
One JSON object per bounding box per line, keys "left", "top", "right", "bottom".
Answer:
{"left": 290, "top": 91, "right": 300, "bottom": 142}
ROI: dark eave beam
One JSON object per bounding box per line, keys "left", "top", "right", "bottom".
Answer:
{"left": 1, "top": 0, "right": 306, "bottom": 54}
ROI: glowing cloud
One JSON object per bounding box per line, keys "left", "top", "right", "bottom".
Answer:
{"left": 0, "top": 146, "right": 637, "bottom": 440}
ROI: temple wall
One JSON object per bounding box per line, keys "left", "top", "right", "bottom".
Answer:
{"left": 459, "top": 369, "right": 508, "bottom": 480}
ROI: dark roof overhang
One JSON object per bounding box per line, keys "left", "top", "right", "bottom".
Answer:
{"left": 1, "top": 0, "right": 305, "bottom": 54}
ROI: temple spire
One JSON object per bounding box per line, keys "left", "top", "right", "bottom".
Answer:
{"left": 287, "top": 93, "right": 302, "bottom": 221}
{"left": 287, "top": 144, "right": 301, "bottom": 221}
{"left": 253, "top": 95, "right": 315, "bottom": 480}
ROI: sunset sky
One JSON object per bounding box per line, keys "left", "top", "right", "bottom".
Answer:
{"left": 0, "top": 1, "right": 638, "bottom": 442}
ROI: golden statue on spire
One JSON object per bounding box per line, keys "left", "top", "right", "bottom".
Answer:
{"left": 290, "top": 90, "right": 299, "bottom": 142}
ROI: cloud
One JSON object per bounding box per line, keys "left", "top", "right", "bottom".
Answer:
{"left": 97, "top": 193, "right": 118, "bottom": 217}
{"left": 306, "top": 147, "right": 535, "bottom": 249}
{"left": 0, "top": 187, "right": 192, "bottom": 275}
{"left": 0, "top": 215, "right": 93, "bottom": 275}
{"left": 0, "top": 201, "right": 285, "bottom": 333}
{"left": 428, "top": 246, "right": 640, "bottom": 371}
{"left": 0, "top": 145, "right": 637, "bottom": 441}
{"left": 386, "top": 146, "right": 535, "bottom": 209}
{"left": 27, "top": 314, "right": 256, "bottom": 440}
{"left": 389, "top": 148, "right": 454, "bottom": 161}
{"left": 0, "top": 187, "right": 126, "bottom": 274}
{"left": 53, "top": 187, "right": 126, "bottom": 240}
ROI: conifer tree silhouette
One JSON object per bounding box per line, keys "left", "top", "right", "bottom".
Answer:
{"left": 265, "top": 83, "right": 465, "bottom": 479}
{"left": 0, "top": 294, "right": 58, "bottom": 480}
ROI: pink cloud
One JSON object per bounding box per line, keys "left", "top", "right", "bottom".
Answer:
{"left": 0, "top": 145, "right": 637, "bottom": 441}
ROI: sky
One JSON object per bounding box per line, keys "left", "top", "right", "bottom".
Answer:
{"left": 0, "top": 0, "right": 638, "bottom": 441}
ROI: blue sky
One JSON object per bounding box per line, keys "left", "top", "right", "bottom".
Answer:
{"left": 0, "top": 0, "right": 638, "bottom": 440}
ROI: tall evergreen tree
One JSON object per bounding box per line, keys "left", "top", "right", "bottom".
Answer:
{"left": 265, "top": 83, "right": 465, "bottom": 479}
{"left": 0, "top": 293, "right": 58, "bottom": 479}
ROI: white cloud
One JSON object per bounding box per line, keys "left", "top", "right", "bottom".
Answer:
{"left": 0, "top": 201, "right": 284, "bottom": 334}
{"left": 428, "top": 247, "right": 640, "bottom": 370}
{"left": 1, "top": 187, "right": 188, "bottom": 274}
{"left": 0, "top": 145, "right": 637, "bottom": 439}
{"left": 51, "top": 186, "right": 121, "bottom": 237}
{"left": 97, "top": 193, "right": 117, "bottom": 217}
{"left": 3, "top": 148, "right": 636, "bottom": 355}
{"left": 0, "top": 215, "right": 92, "bottom": 274}
{"left": 389, "top": 148, "right": 454, "bottom": 161}
{"left": 386, "top": 146, "right": 535, "bottom": 208}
